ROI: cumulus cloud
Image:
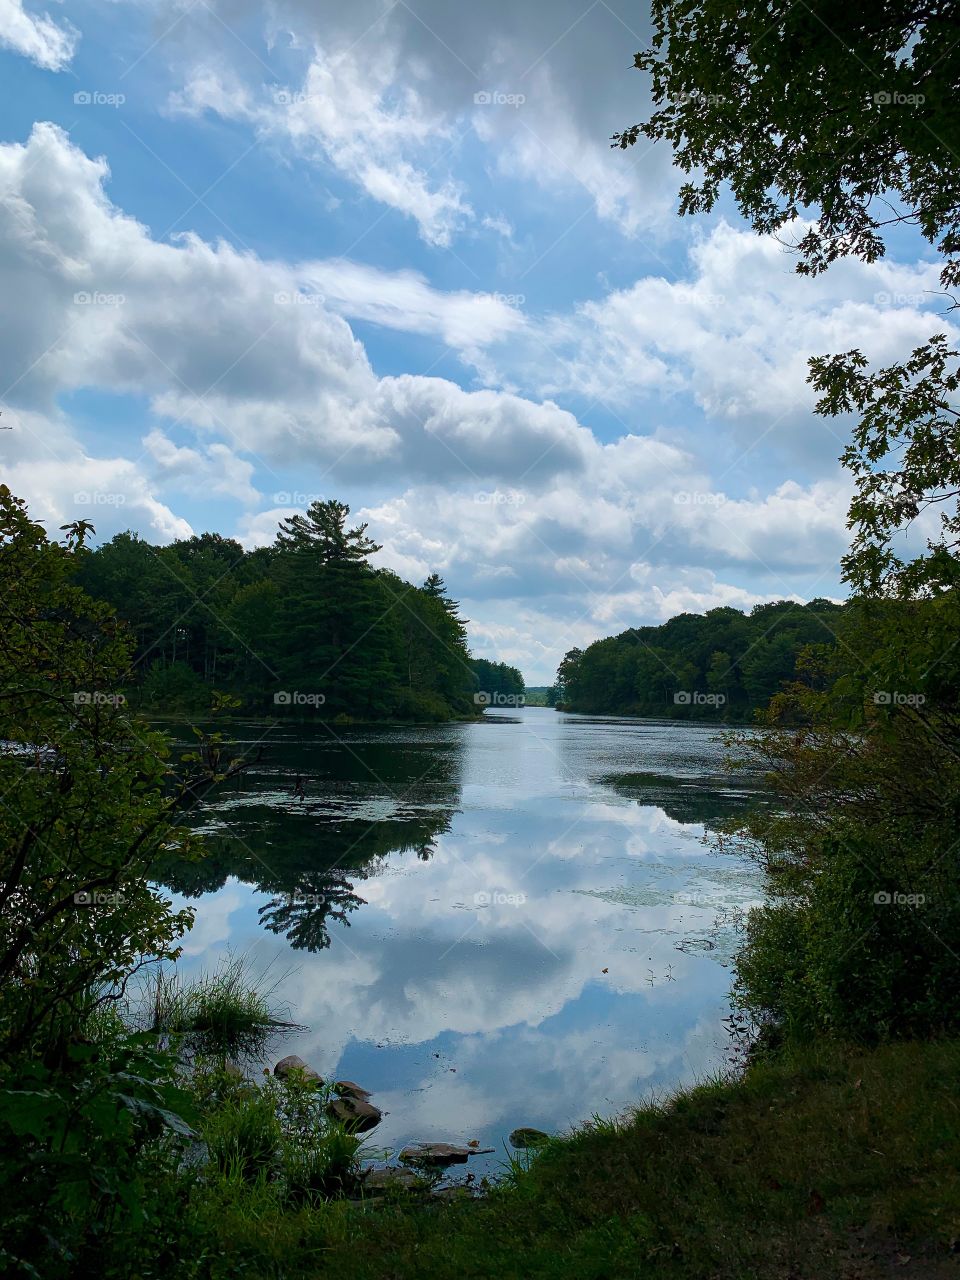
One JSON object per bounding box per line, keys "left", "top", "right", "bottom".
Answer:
{"left": 0, "top": 123, "right": 872, "bottom": 679}
{"left": 519, "top": 222, "right": 955, "bottom": 456}
{"left": 0, "top": 407, "right": 192, "bottom": 541}
{"left": 0, "top": 0, "right": 77, "bottom": 71}
{"left": 142, "top": 429, "right": 261, "bottom": 506}
{"left": 169, "top": 49, "right": 473, "bottom": 247}
{"left": 0, "top": 123, "right": 586, "bottom": 486}
{"left": 145, "top": 0, "right": 675, "bottom": 241}
{"left": 170, "top": 783, "right": 763, "bottom": 1138}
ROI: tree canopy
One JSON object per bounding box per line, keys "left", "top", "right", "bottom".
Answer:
{"left": 74, "top": 501, "right": 501, "bottom": 723}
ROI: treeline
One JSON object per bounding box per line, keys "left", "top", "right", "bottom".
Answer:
{"left": 74, "top": 500, "right": 500, "bottom": 722}
{"left": 470, "top": 658, "right": 525, "bottom": 704}
{"left": 556, "top": 599, "right": 847, "bottom": 719}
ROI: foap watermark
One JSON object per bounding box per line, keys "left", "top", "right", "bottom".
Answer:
{"left": 477, "top": 291, "right": 526, "bottom": 307}
{"left": 74, "top": 291, "right": 125, "bottom": 306}
{"left": 674, "top": 286, "right": 726, "bottom": 307}
{"left": 274, "top": 291, "right": 325, "bottom": 307}
{"left": 674, "top": 691, "right": 726, "bottom": 707}
{"left": 873, "top": 90, "right": 925, "bottom": 106}
{"left": 873, "top": 691, "right": 926, "bottom": 707}
{"left": 874, "top": 291, "right": 930, "bottom": 307}
{"left": 73, "top": 691, "right": 126, "bottom": 707}
{"left": 474, "top": 490, "right": 526, "bottom": 506}
{"left": 474, "top": 90, "right": 526, "bottom": 108}
{"left": 74, "top": 490, "right": 126, "bottom": 506}
{"left": 74, "top": 90, "right": 126, "bottom": 108}
{"left": 274, "top": 690, "right": 326, "bottom": 708}
{"left": 74, "top": 889, "right": 126, "bottom": 906}
{"left": 273, "top": 491, "right": 324, "bottom": 505}
{"left": 475, "top": 691, "right": 525, "bottom": 707}
{"left": 873, "top": 891, "right": 925, "bottom": 907}
{"left": 673, "top": 90, "right": 728, "bottom": 108}
{"left": 474, "top": 890, "right": 526, "bottom": 907}
{"left": 273, "top": 90, "right": 320, "bottom": 106}
{"left": 674, "top": 491, "right": 726, "bottom": 507}
{"left": 281, "top": 891, "right": 327, "bottom": 907}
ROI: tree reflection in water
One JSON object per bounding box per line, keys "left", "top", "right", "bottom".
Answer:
{"left": 157, "top": 729, "right": 462, "bottom": 952}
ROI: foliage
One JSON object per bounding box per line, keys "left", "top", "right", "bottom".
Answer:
{"left": 721, "top": 594, "right": 960, "bottom": 1039}
{"left": 85, "top": 1039, "right": 960, "bottom": 1279}
{"left": 147, "top": 957, "right": 297, "bottom": 1061}
{"left": 75, "top": 501, "right": 481, "bottom": 722}
{"left": 556, "top": 599, "right": 845, "bottom": 719}
{"left": 470, "top": 656, "right": 526, "bottom": 704}
{"left": 812, "top": 333, "right": 960, "bottom": 597}
{"left": 0, "top": 484, "right": 200, "bottom": 1057}
{"left": 0, "top": 486, "right": 266, "bottom": 1275}
{"left": 615, "top": 1, "right": 960, "bottom": 289}
{"left": 617, "top": 0, "right": 960, "bottom": 1045}
{"left": 0, "top": 1028, "right": 197, "bottom": 1278}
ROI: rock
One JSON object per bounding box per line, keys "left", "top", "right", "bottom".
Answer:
{"left": 222, "top": 1058, "right": 244, "bottom": 1080}
{"left": 326, "top": 1096, "right": 382, "bottom": 1132}
{"left": 273, "top": 1055, "right": 322, "bottom": 1084}
{"left": 334, "top": 1079, "right": 373, "bottom": 1100}
{"left": 508, "top": 1128, "right": 550, "bottom": 1150}
{"left": 399, "top": 1142, "right": 488, "bottom": 1167}
{"left": 362, "top": 1166, "right": 421, "bottom": 1193}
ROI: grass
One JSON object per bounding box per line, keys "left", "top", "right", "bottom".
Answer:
{"left": 146, "top": 956, "right": 298, "bottom": 1060}
{"left": 163, "top": 1037, "right": 960, "bottom": 1280}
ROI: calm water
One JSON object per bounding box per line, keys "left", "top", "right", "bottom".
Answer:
{"left": 161, "top": 708, "right": 763, "bottom": 1173}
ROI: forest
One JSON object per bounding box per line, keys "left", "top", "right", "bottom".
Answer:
{"left": 73, "top": 499, "right": 524, "bottom": 723}
{"left": 556, "top": 599, "right": 847, "bottom": 719}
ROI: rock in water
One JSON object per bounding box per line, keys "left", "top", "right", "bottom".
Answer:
{"left": 273, "top": 1055, "right": 322, "bottom": 1084}
{"left": 399, "top": 1142, "right": 476, "bottom": 1167}
{"left": 362, "top": 1167, "right": 421, "bottom": 1193}
{"left": 334, "top": 1080, "right": 373, "bottom": 1100}
{"left": 327, "top": 1096, "right": 383, "bottom": 1132}
{"left": 509, "top": 1128, "right": 550, "bottom": 1149}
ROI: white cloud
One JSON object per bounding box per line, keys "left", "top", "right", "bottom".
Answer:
{"left": 0, "top": 0, "right": 77, "bottom": 70}
{"left": 0, "top": 123, "right": 872, "bottom": 681}
{"left": 0, "top": 407, "right": 193, "bottom": 541}
{"left": 0, "top": 123, "right": 587, "bottom": 487}
{"left": 147, "top": 0, "right": 677, "bottom": 242}
{"left": 170, "top": 48, "right": 473, "bottom": 247}
{"left": 520, "top": 222, "right": 955, "bottom": 455}
{"left": 142, "top": 429, "right": 261, "bottom": 506}
{"left": 298, "top": 259, "right": 526, "bottom": 352}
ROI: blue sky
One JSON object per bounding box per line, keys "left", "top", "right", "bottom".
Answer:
{"left": 0, "top": 0, "right": 951, "bottom": 681}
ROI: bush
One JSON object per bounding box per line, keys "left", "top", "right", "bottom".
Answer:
{"left": 725, "top": 600, "right": 960, "bottom": 1042}
{"left": 736, "top": 825, "right": 960, "bottom": 1040}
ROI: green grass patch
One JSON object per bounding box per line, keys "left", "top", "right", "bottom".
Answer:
{"left": 139, "top": 1038, "right": 960, "bottom": 1280}
{"left": 147, "top": 956, "right": 298, "bottom": 1060}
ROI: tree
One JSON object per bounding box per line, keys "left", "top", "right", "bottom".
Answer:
{"left": 812, "top": 334, "right": 960, "bottom": 597}
{"left": 0, "top": 486, "right": 208, "bottom": 1055}
{"left": 616, "top": 0, "right": 960, "bottom": 611}
{"left": 615, "top": 1, "right": 960, "bottom": 287}
{"left": 276, "top": 499, "right": 380, "bottom": 563}
{"left": 618, "top": 4, "right": 960, "bottom": 1037}
{"left": 271, "top": 500, "right": 400, "bottom": 718}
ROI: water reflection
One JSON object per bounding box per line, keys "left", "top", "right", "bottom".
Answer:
{"left": 158, "top": 711, "right": 764, "bottom": 1172}
{"left": 160, "top": 725, "right": 464, "bottom": 951}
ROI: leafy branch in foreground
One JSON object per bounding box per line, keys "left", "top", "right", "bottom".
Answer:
{"left": 0, "top": 485, "right": 261, "bottom": 1057}
{"left": 615, "top": 1, "right": 960, "bottom": 288}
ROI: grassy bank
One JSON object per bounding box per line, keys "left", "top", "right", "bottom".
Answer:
{"left": 159, "top": 1038, "right": 960, "bottom": 1280}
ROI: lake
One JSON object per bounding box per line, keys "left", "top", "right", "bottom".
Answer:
{"left": 161, "top": 707, "right": 764, "bottom": 1175}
